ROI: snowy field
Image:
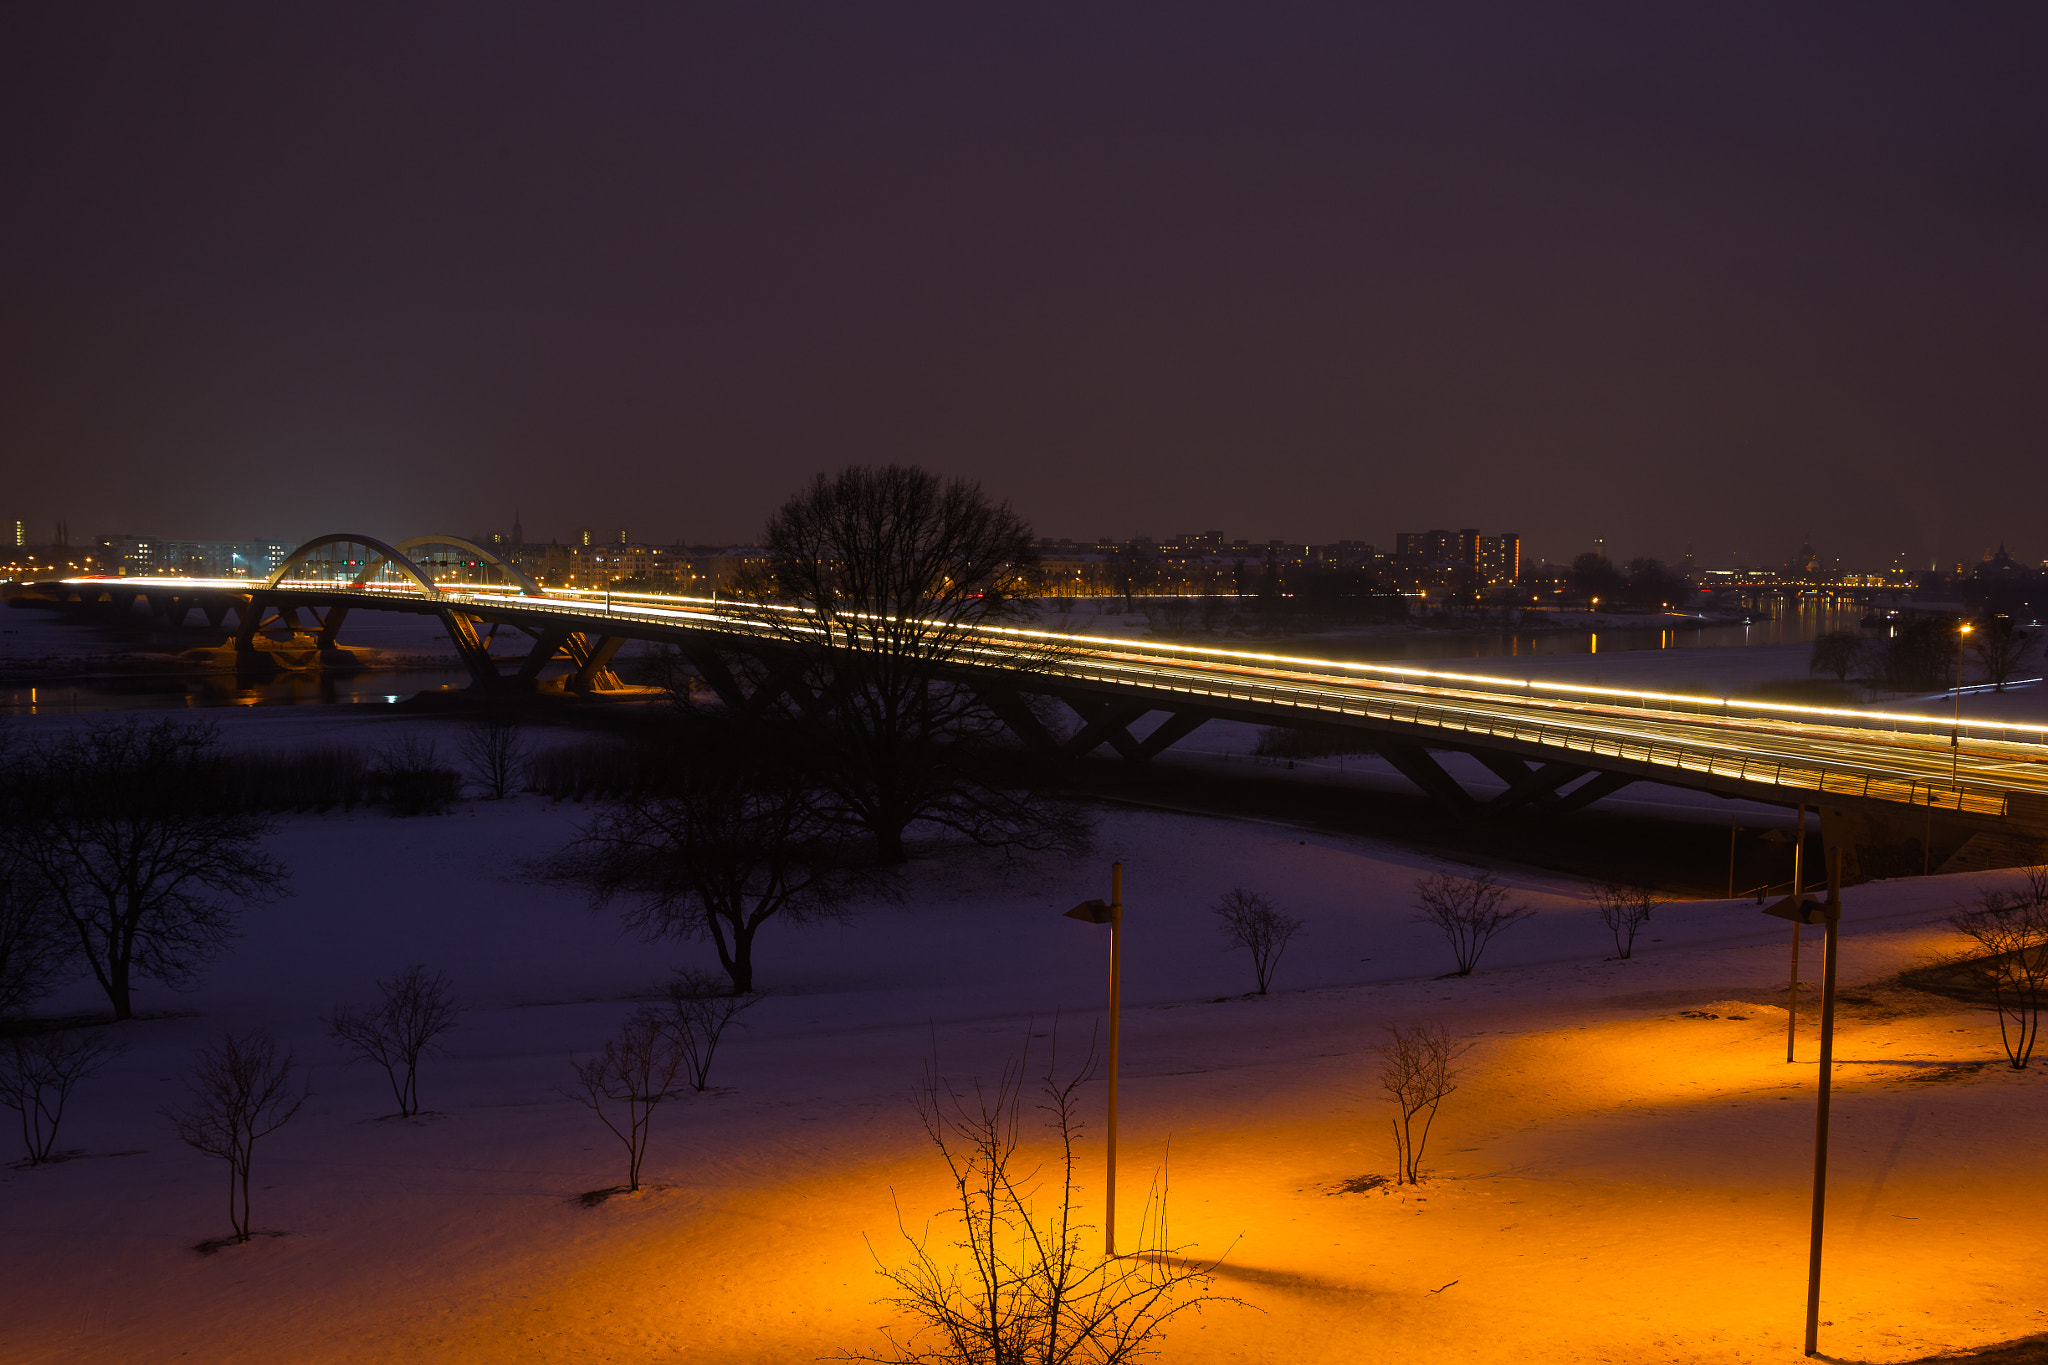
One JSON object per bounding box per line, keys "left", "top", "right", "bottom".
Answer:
{"left": 3, "top": 705, "right": 2045, "bottom": 1364}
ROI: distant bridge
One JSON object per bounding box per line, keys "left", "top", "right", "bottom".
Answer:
{"left": 36, "top": 532, "right": 2048, "bottom": 877}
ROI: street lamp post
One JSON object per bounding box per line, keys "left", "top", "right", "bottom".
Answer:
{"left": 1804, "top": 848, "right": 1845, "bottom": 1357}
{"left": 1763, "top": 846, "right": 1845, "bottom": 1358}
{"left": 1065, "top": 861, "right": 1123, "bottom": 1256}
{"left": 1786, "top": 804, "right": 1804, "bottom": 1064}
{"left": 1951, "top": 621, "right": 1973, "bottom": 785}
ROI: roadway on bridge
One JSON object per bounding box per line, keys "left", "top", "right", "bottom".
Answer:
{"left": 58, "top": 574, "right": 2048, "bottom": 817}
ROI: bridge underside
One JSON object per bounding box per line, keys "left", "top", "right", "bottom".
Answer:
{"left": 977, "top": 680, "right": 2048, "bottom": 881}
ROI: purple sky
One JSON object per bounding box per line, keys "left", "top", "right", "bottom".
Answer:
{"left": 5, "top": 5, "right": 2046, "bottom": 567}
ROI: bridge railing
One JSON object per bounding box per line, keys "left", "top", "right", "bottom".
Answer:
{"left": 1048, "top": 652, "right": 2013, "bottom": 818}
{"left": 119, "top": 573, "right": 2032, "bottom": 808}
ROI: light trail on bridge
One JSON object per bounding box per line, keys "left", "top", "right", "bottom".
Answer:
{"left": 56, "top": 572, "right": 2048, "bottom": 822}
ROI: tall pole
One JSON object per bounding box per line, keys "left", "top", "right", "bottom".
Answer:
{"left": 1727, "top": 816, "right": 1739, "bottom": 900}
{"left": 1106, "top": 861, "right": 1123, "bottom": 1258}
{"left": 1951, "top": 623, "right": 1969, "bottom": 786}
{"left": 1787, "top": 805, "right": 1805, "bottom": 1064}
{"left": 1804, "top": 847, "right": 1843, "bottom": 1358}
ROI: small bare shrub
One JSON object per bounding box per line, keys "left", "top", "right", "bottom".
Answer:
{"left": 1412, "top": 871, "right": 1534, "bottom": 976}
{"left": 1213, "top": 888, "right": 1305, "bottom": 995}
{"left": 166, "top": 1029, "right": 307, "bottom": 1243}
{"left": 459, "top": 717, "right": 529, "bottom": 800}
{"left": 327, "top": 965, "right": 464, "bottom": 1116}
{"left": 375, "top": 737, "right": 460, "bottom": 816}
{"left": 1376, "top": 1022, "right": 1464, "bottom": 1185}
{"left": 848, "top": 1033, "right": 1235, "bottom": 1364}
{"left": 1590, "top": 877, "right": 1662, "bottom": 960}
{"left": 570, "top": 1011, "right": 687, "bottom": 1193}
{"left": 523, "top": 738, "right": 646, "bottom": 802}
{"left": 656, "top": 968, "right": 761, "bottom": 1092}
{"left": 1, "top": 1030, "right": 123, "bottom": 1164}
{"left": 226, "top": 744, "right": 375, "bottom": 812}
{"left": 1252, "top": 727, "right": 1374, "bottom": 760}
{"left": 1947, "top": 872, "right": 2048, "bottom": 1069}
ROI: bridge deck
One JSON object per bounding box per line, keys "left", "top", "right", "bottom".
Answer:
{"left": 46, "top": 574, "right": 2048, "bottom": 837}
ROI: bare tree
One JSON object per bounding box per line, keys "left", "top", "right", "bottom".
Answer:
{"left": 1808, "top": 631, "right": 1865, "bottom": 684}
{"left": 0, "top": 720, "right": 290, "bottom": 1020}
{"left": 375, "top": 736, "right": 460, "bottom": 816}
{"left": 569, "top": 1011, "right": 688, "bottom": 1194}
{"left": 1590, "top": 877, "right": 1662, "bottom": 960}
{"left": 326, "top": 965, "right": 464, "bottom": 1116}
{"left": 0, "top": 845, "right": 71, "bottom": 1018}
{"left": 736, "top": 464, "right": 1083, "bottom": 865}
{"left": 537, "top": 724, "right": 873, "bottom": 993}
{"left": 656, "top": 968, "right": 762, "bottom": 1092}
{"left": 1, "top": 1030, "right": 123, "bottom": 1164}
{"left": 1412, "top": 872, "right": 1534, "bottom": 976}
{"left": 1969, "top": 615, "right": 2037, "bottom": 692}
{"left": 459, "top": 716, "right": 529, "bottom": 799}
{"left": 1377, "top": 1022, "right": 1464, "bottom": 1185}
{"left": 848, "top": 1033, "right": 1233, "bottom": 1364}
{"left": 1212, "top": 889, "right": 1305, "bottom": 995}
{"left": 166, "top": 1029, "right": 307, "bottom": 1243}
{"left": 1946, "top": 870, "right": 2048, "bottom": 1069}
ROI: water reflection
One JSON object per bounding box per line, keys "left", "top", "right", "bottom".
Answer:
{"left": 1333, "top": 597, "right": 1868, "bottom": 664}
{"left": 1, "top": 666, "right": 480, "bottom": 715}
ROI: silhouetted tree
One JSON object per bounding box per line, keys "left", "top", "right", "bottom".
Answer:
{"left": 1, "top": 1029, "right": 122, "bottom": 1163}
{"left": 1969, "top": 615, "right": 2037, "bottom": 692}
{"left": 0, "top": 721, "right": 289, "bottom": 1020}
{"left": 327, "top": 965, "right": 464, "bottom": 1117}
{"left": 166, "top": 1029, "right": 306, "bottom": 1244}
{"left": 1567, "top": 553, "right": 1626, "bottom": 605}
{"left": 1590, "top": 877, "right": 1661, "bottom": 959}
{"left": 375, "top": 736, "right": 460, "bottom": 815}
{"left": 1808, "top": 630, "right": 1867, "bottom": 683}
{"left": 537, "top": 725, "right": 873, "bottom": 993}
{"left": 1622, "top": 557, "right": 1688, "bottom": 610}
{"left": 1412, "top": 871, "right": 1533, "bottom": 976}
{"left": 0, "top": 845, "right": 70, "bottom": 1018}
{"left": 655, "top": 967, "right": 762, "bottom": 1092}
{"left": 1376, "top": 1022, "right": 1464, "bottom": 1185}
{"left": 1879, "top": 615, "right": 1961, "bottom": 692}
{"left": 738, "top": 464, "right": 1084, "bottom": 864}
{"left": 459, "top": 716, "right": 529, "bottom": 799}
{"left": 1946, "top": 868, "right": 2048, "bottom": 1069}
{"left": 570, "top": 1011, "right": 687, "bottom": 1193}
{"left": 1213, "top": 888, "right": 1305, "bottom": 995}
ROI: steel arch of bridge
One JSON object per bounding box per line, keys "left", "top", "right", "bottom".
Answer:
{"left": 396, "top": 535, "right": 544, "bottom": 596}
{"left": 264, "top": 533, "right": 441, "bottom": 595}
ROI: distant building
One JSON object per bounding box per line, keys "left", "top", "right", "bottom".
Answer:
{"left": 92, "top": 536, "right": 289, "bottom": 578}
{"left": 1393, "top": 526, "right": 1520, "bottom": 585}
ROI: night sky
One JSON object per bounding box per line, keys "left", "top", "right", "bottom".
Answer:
{"left": 5, "top": 5, "right": 2046, "bottom": 568}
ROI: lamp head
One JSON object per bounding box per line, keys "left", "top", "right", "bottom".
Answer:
{"left": 1065, "top": 899, "right": 1113, "bottom": 925}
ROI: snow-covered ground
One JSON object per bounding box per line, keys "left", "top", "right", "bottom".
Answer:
{"left": 3, "top": 705, "right": 2043, "bottom": 1364}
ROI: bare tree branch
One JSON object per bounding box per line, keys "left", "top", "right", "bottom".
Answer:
{"left": 1212, "top": 889, "right": 1305, "bottom": 995}
{"left": 1376, "top": 1022, "right": 1466, "bottom": 1185}
{"left": 165, "top": 1029, "right": 306, "bottom": 1243}
{"left": 569, "top": 1010, "right": 688, "bottom": 1193}
{"left": 0, "top": 720, "right": 290, "bottom": 1020}
{"left": 847, "top": 1029, "right": 1241, "bottom": 1363}
{"left": 1412, "top": 872, "right": 1533, "bottom": 977}
{"left": 1, "top": 1029, "right": 123, "bottom": 1163}
{"left": 327, "top": 965, "right": 464, "bottom": 1116}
